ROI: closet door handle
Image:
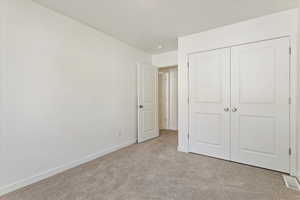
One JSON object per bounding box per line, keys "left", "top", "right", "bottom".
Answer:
{"left": 224, "top": 108, "right": 229, "bottom": 112}
{"left": 232, "top": 108, "right": 238, "bottom": 112}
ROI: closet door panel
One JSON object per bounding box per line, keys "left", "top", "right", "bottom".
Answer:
{"left": 231, "top": 38, "right": 290, "bottom": 172}
{"left": 188, "top": 48, "right": 231, "bottom": 160}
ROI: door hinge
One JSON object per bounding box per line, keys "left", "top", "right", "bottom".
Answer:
{"left": 187, "top": 133, "right": 190, "bottom": 140}
{"left": 289, "top": 47, "right": 292, "bottom": 55}
{"left": 187, "top": 61, "right": 190, "bottom": 68}
{"left": 289, "top": 148, "right": 292, "bottom": 156}
{"left": 289, "top": 97, "right": 292, "bottom": 104}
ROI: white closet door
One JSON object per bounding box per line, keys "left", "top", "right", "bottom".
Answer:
{"left": 189, "top": 48, "right": 231, "bottom": 160}
{"left": 231, "top": 38, "right": 290, "bottom": 172}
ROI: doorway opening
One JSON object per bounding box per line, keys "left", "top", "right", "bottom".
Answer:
{"left": 158, "top": 66, "right": 178, "bottom": 136}
{"left": 137, "top": 63, "right": 178, "bottom": 143}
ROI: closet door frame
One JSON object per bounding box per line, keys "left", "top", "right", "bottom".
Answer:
{"left": 185, "top": 36, "right": 296, "bottom": 175}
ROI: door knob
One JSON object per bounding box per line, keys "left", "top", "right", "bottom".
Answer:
{"left": 139, "top": 105, "right": 144, "bottom": 109}
{"left": 224, "top": 108, "right": 229, "bottom": 112}
{"left": 232, "top": 108, "right": 238, "bottom": 112}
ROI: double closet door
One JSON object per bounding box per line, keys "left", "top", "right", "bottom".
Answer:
{"left": 188, "top": 38, "right": 290, "bottom": 173}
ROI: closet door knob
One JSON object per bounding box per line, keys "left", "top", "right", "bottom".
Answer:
{"left": 232, "top": 108, "right": 238, "bottom": 112}
{"left": 224, "top": 108, "right": 229, "bottom": 112}
{"left": 139, "top": 105, "right": 144, "bottom": 109}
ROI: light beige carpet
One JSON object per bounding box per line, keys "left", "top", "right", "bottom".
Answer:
{"left": 1, "top": 130, "right": 300, "bottom": 200}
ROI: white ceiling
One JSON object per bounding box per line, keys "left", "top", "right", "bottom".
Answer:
{"left": 34, "top": 0, "right": 297, "bottom": 54}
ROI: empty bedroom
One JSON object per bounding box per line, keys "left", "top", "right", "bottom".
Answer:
{"left": 1, "top": 0, "right": 300, "bottom": 199}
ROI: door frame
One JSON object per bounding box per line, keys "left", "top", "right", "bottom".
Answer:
{"left": 157, "top": 66, "right": 179, "bottom": 131}
{"left": 185, "top": 36, "right": 296, "bottom": 175}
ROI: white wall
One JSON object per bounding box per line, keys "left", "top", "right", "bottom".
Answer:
{"left": 152, "top": 51, "right": 177, "bottom": 68}
{"left": 0, "top": 0, "right": 150, "bottom": 195}
{"left": 178, "top": 9, "right": 298, "bottom": 175}
{"left": 297, "top": 0, "right": 300, "bottom": 181}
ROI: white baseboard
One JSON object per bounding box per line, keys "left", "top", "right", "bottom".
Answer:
{"left": 0, "top": 138, "right": 137, "bottom": 196}
{"left": 139, "top": 134, "right": 159, "bottom": 143}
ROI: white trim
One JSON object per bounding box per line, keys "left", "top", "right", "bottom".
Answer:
{"left": 178, "top": 9, "right": 298, "bottom": 176}
{"left": 283, "top": 175, "right": 300, "bottom": 190}
{"left": 0, "top": 139, "right": 137, "bottom": 196}
{"left": 289, "top": 36, "right": 298, "bottom": 176}
{"left": 137, "top": 63, "right": 141, "bottom": 140}
{"left": 138, "top": 135, "right": 159, "bottom": 143}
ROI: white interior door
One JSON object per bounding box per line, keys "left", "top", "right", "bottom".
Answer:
{"left": 188, "top": 48, "right": 231, "bottom": 160}
{"left": 138, "top": 63, "right": 159, "bottom": 143}
{"left": 231, "top": 38, "right": 290, "bottom": 172}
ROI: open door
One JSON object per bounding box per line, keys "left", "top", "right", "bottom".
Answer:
{"left": 137, "top": 63, "right": 159, "bottom": 143}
